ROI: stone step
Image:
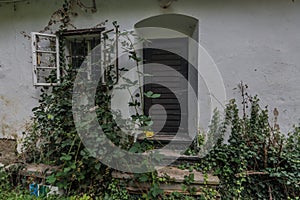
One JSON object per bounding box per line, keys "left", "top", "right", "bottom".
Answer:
{"left": 112, "top": 166, "right": 220, "bottom": 197}
{"left": 138, "top": 134, "right": 193, "bottom": 148}
{"left": 147, "top": 149, "right": 201, "bottom": 166}
{"left": 137, "top": 134, "right": 200, "bottom": 166}
{"left": 18, "top": 163, "right": 58, "bottom": 179}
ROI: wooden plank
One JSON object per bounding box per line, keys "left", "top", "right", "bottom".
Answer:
{"left": 150, "top": 54, "right": 182, "bottom": 61}
{"left": 151, "top": 115, "right": 180, "bottom": 120}
{"left": 148, "top": 60, "right": 182, "bottom": 66}
{"left": 151, "top": 99, "right": 181, "bottom": 104}
{"left": 138, "top": 135, "right": 192, "bottom": 142}
{"left": 148, "top": 104, "right": 180, "bottom": 110}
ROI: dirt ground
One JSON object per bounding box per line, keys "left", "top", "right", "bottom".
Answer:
{"left": 0, "top": 139, "right": 17, "bottom": 165}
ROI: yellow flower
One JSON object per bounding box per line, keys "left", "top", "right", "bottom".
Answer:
{"left": 145, "top": 131, "right": 154, "bottom": 138}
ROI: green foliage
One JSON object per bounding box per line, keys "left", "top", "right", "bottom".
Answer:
{"left": 22, "top": 22, "right": 160, "bottom": 198}
{"left": 0, "top": 169, "right": 49, "bottom": 200}
{"left": 200, "top": 83, "right": 300, "bottom": 199}
{"left": 23, "top": 28, "right": 115, "bottom": 196}
{"left": 144, "top": 91, "right": 161, "bottom": 99}
{"left": 185, "top": 108, "right": 222, "bottom": 156}
{"left": 163, "top": 192, "right": 195, "bottom": 200}
{"left": 103, "top": 179, "right": 130, "bottom": 200}
{"left": 23, "top": 68, "right": 300, "bottom": 199}
{"left": 0, "top": 168, "right": 12, "bottom": 193}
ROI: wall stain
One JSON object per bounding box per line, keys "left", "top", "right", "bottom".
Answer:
{"left": 0, "top": 95, "right": 19, "bottom": 139}
{"left": 0, "top": 115, "right": 20, "bottom": 139}
{"left": 0, "top": 95, "right": 11, "bottom": 106}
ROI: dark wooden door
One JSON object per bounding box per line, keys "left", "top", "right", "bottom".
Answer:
{"left": 143, "top": 38, "right": 188, "bottom": 135}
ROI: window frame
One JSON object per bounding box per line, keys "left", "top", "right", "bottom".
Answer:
{"left": 31, "top": 27, "right": 119, "bottom": 87}
{"left": 31, "top": 32, "right": 60, "bottom": 86}
{"left": 63, "top": 32, "right": 102, "bottom": 81}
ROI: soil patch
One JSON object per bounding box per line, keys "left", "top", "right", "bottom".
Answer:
{"left": 0, "top": 139, "right": 17, "bottom": 165}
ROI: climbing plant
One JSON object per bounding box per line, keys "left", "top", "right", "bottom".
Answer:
{"left": 43, "top": 0, "right": 97, "bottom": 32}
{"left": 22, "top": 19, "right": 164, "bottom": 197}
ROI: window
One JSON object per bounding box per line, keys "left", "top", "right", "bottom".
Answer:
{"left": 62, "top": 28, "right": 103, "bottom": 81}
{"left": 31, "top": 27, "right": 118, "bottom": 86}
{"left": 31, "top": 32, "right": 60, "bottom": 86}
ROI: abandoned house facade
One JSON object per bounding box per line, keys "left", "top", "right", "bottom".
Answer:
{"left": 0, "top": 0, "right": 300, "bottom": 143}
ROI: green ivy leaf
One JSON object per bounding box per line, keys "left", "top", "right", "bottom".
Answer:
{"left": 46, "top": 175, "right": 56, "bottom": 184}
{"left": 144, "top": 91, "right": 160, "bottom": 98}
{"left": 138, "top": 174, "right": 149, "bottom": 182}
{"left": 47, "top": 114, "right": 54, "bottom": 120}
{"left": 144, "top": 91, "right": 153, "bottom": 98}
{"left": 60, "top": 154, "right": 72, "bottom": 161}
{"left": 151, "top": 94, "right": 160, "bottom": 98}
{"left": 64, "top": 167, "right": 71, "bottom": 173}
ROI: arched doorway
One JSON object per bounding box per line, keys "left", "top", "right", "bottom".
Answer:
{"left": 135, "top": 14, "right": 199, "bottom": 137}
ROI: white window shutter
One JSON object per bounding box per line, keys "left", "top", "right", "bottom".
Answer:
{"left": 31, "top": 32, "right": 60, "bottom": 86}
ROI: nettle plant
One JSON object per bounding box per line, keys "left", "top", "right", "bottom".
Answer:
{"left": 199, "top": 83, "right": 300, "bottom": 199}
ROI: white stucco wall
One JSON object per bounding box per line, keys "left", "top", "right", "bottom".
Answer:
{"left": 0, "top": 0, "right": 300, "bottom": 138}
